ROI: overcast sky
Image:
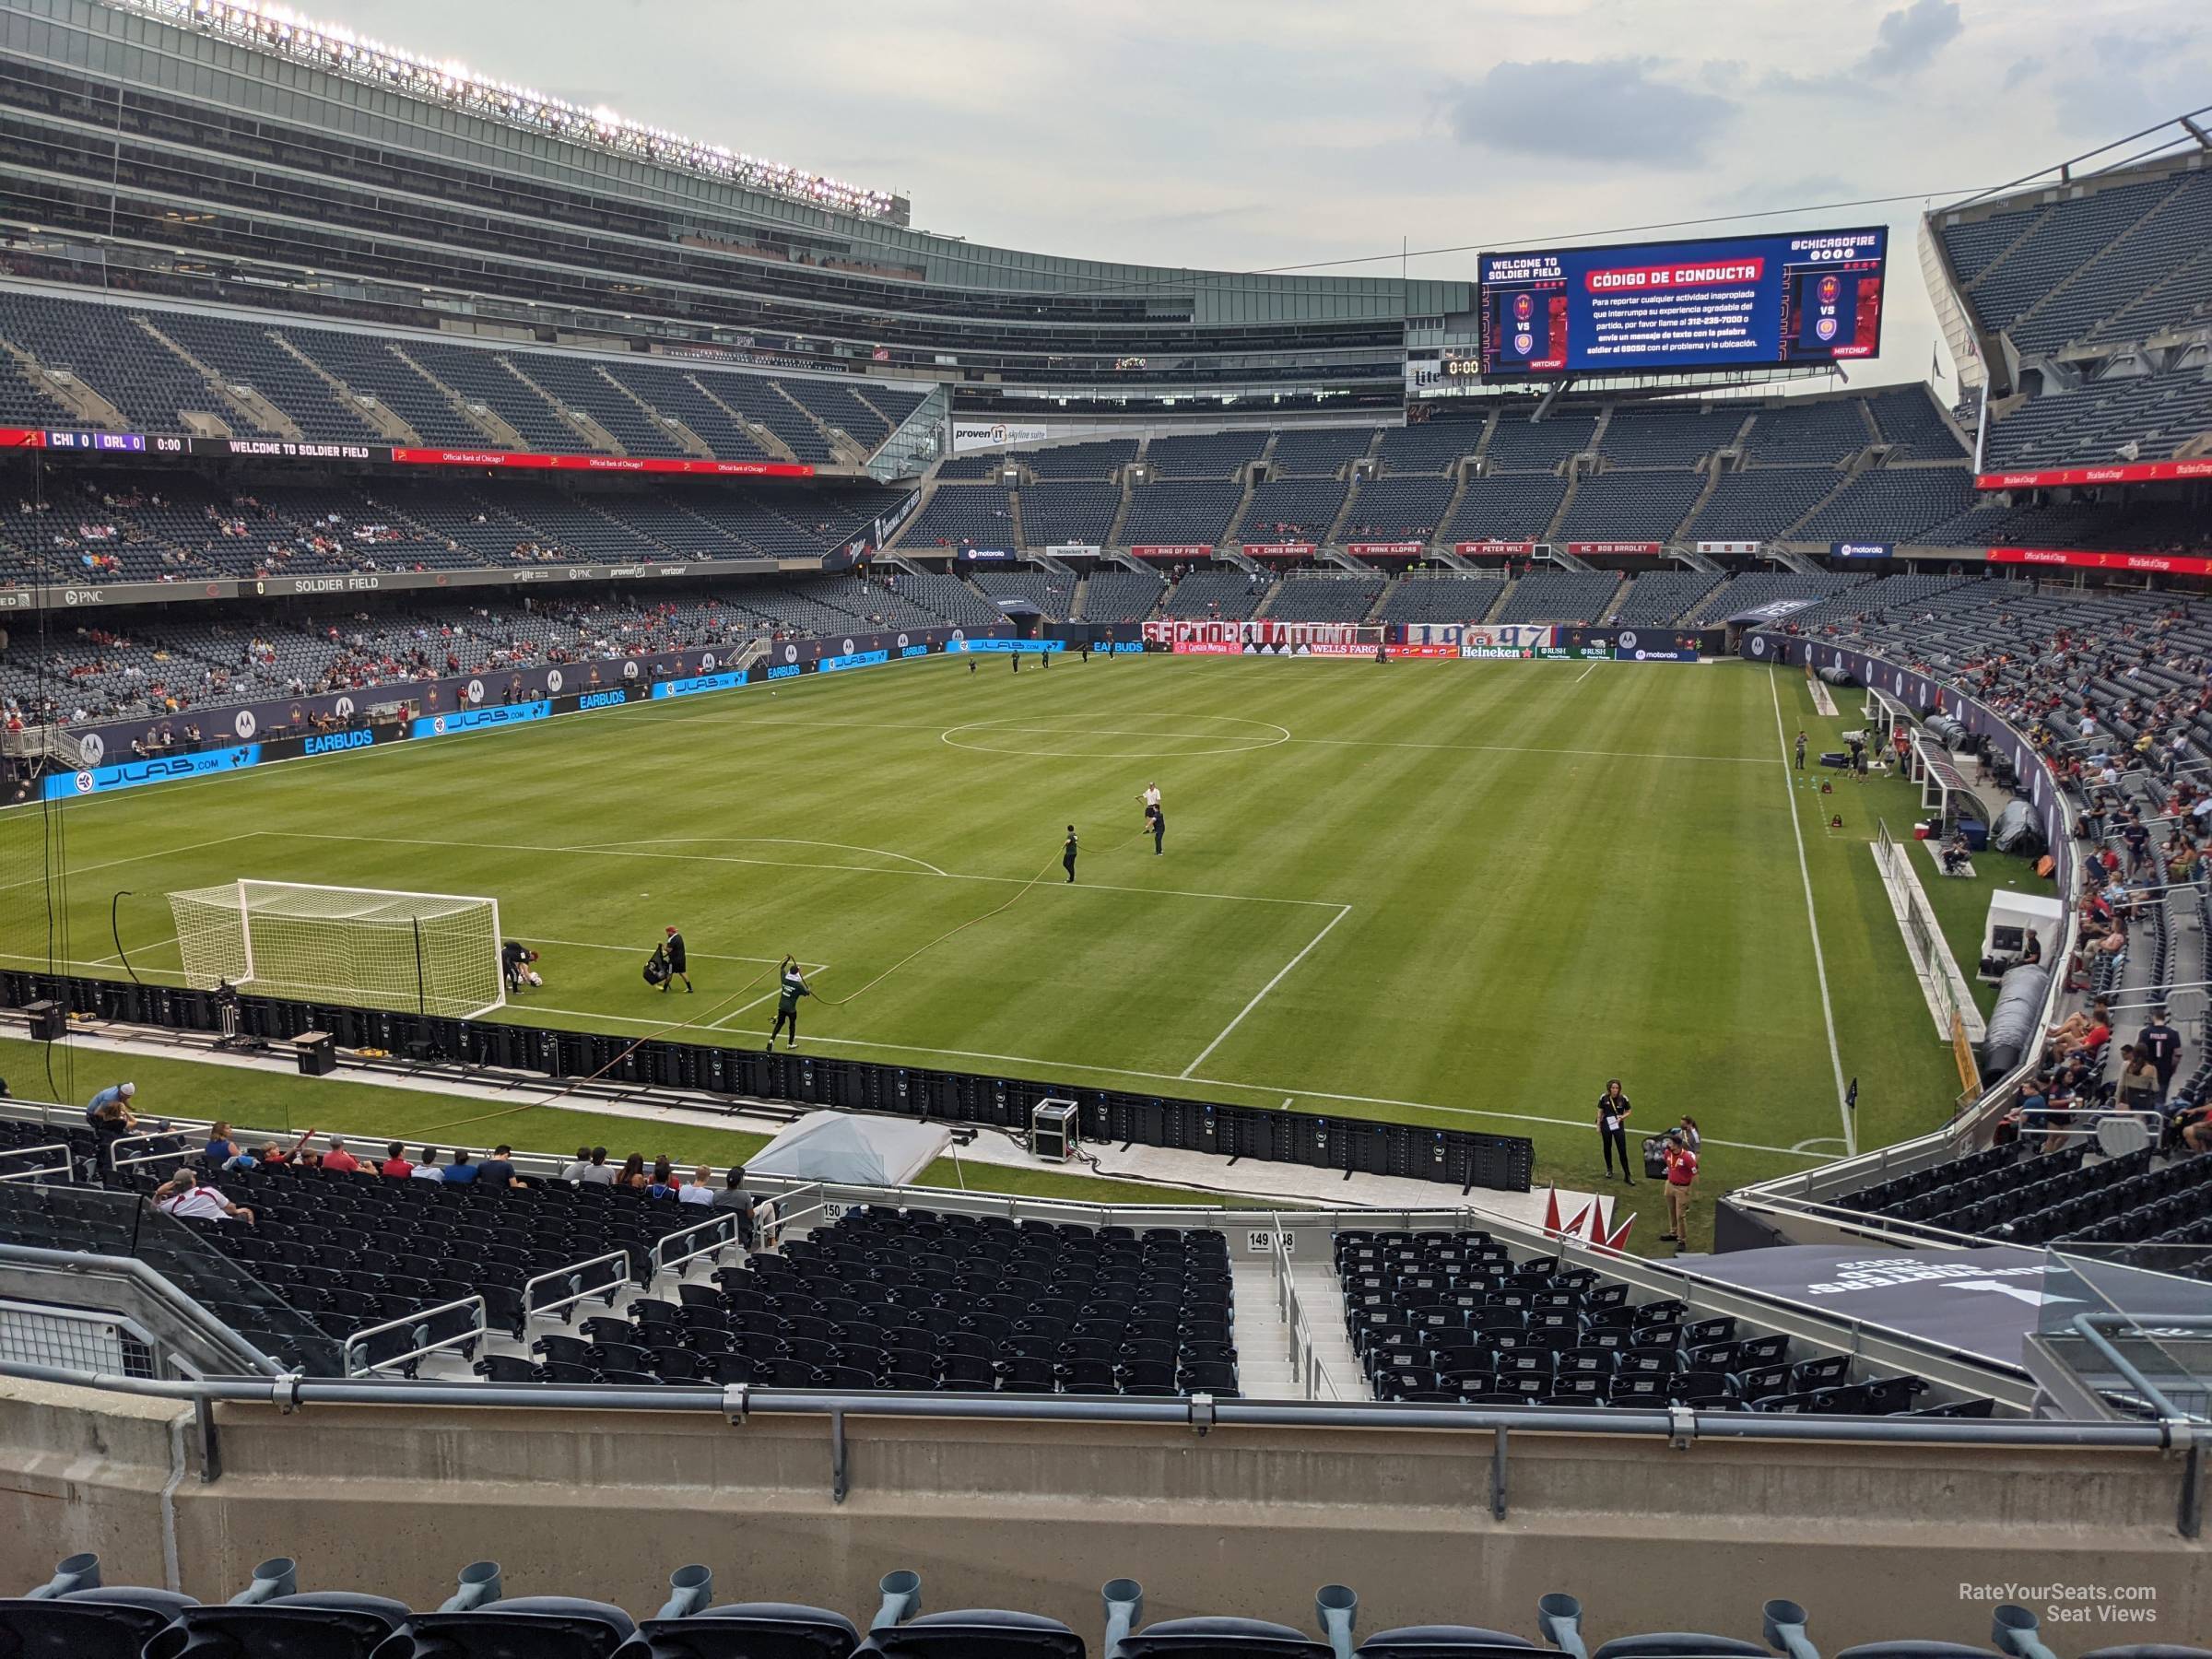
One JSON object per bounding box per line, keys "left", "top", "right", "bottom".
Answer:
{"left": 335, "top": 0, "right": 2209, "bottom": 394}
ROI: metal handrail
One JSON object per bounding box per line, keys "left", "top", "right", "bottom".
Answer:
{"left": 341, "top": 1295, "right": 487, "bottom": 1378}
{"left": 0, "top": 1143, "right": 75, "bottom": 1183}
{"left": 754, "top": 1181, "right": 828, "bottom": 1250}
{"left": 650, "top": 1212, "right": 736, "bottom": 1278}
{"left": 521, "top": 1249, "right": 629, "bottom": 1324}
{"left": 107, "top": 1131, "right": 198, "bottom": 1174}
{"left": 0, "top": 1356, "right": 2184, "bottom": 1451}
{"left": 1271, "top": 1213, "right": 1340, "bottom": 1402}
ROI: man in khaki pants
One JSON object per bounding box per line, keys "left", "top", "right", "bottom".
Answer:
{"left": 1658, "top": 1128, "right": 1699, "bottom": 1246}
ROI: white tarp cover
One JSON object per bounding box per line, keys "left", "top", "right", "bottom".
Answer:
{"left": 745, "top": 1111, "right": 950, "bottom": 1187}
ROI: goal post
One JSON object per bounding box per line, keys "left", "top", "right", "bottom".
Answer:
{"left": 168, "top": 880, "right": 506, "bottom": 1019}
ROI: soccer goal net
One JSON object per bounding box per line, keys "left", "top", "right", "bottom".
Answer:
{"left": 167, "top": 880, "right": 505, "bottom": 1019}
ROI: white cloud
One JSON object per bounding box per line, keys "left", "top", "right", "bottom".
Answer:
{"left": 1860, "top": 0, "right": 1963, "bottom": 77}
{"left": 1442, "top": 58, "right": 1737, "bottom": 167}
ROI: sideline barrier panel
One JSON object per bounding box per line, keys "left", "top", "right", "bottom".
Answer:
{"left": 0, "top": 971, "right": 1535, "bottom": 1194}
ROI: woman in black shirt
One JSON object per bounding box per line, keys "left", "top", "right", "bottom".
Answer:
{"left": 1596, "top": 1080, "right": 1635, "bottom": 1184}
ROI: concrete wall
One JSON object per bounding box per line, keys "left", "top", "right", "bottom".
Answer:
{"left": 1, "top": 1379, "right": 2203, "bottom": 1648}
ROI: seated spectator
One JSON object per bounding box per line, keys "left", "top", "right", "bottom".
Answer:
{"left": 2172, "top": 1097, "right": 2212, "bottom": 1155}
{"left": 579, "top": 1147, "right": 617, "bottom": 1186}
{"left": 378, "top": 1141, "right": 413, "bottom": 1178}
{"left": 2118, "top": 1045, "right": 2162, "bottom": 1112}
{"left": 89, "top": 1097, "right": 140, "bottom": 1172}
{"left": 320, "top": 1135, "right": 359, "bottom": 1173}
{"left": 647, "top": 1157, "right": 681, "bottom": 1199}
{"left": 83, "top": 1080, "right": 136, "bottom": 1124}
{"left": 714, "top": 1164, "right": 758, "bottom": 1247}
{"left": 559, "top": 1146, "right": 592, "bottom": 1182}
{"left": 677, "top": 1164, "right": 715, "bottom": 1206}
{"left": 204, "top": 1119, "right": 239, "bottom": 1167}
{"left": 411, "top": 1147, "right": 443, "bottom": 1181}
{"left": 2019, "top": 928, "right": 2042, "bottom": 968}
{"left": 151, "top": 1169, "right": 253, "bottom": 1225}
{"left": 617, "top": 1152, "right": 648, "bottom": 1192}
{"left": 479, "top": 1144, "right": 522, "bottom": 1188}
{"left": 442, "top": 1148, "right": 482, "bottom": 1184}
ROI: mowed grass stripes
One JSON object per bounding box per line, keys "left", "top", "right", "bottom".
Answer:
{"left": 0, "top": 653, "right": 1972, "bottom": 1195}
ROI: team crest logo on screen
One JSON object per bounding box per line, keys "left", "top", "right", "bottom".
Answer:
{"left": 1513, "top": 293, "right": 1534, "bottom": 322}
{"left": 1816, "top": 316, "right": 1839, "bottom": 341}
{"left": 1514, "top": 332, "right": 1534, "bottom": 354}
{"left": 1818, "top": 275, "right": 1841, "bottom": 303}
{"left": 233, "top": 710, "right": 257, "bottom": 739}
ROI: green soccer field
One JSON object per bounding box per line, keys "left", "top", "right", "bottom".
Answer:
{"left": 1, "top": 652, "right": 2030, "bottom": 1197}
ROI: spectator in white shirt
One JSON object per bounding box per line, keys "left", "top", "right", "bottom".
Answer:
{"left": 152, "top": 1170, "right": 253, "bottom": 1225}
{"left": 410, "top": 1147, "right": 443, "bottom": 1180}
{"left": 677, "top": 1165, "right": 715, "bottom": 1206}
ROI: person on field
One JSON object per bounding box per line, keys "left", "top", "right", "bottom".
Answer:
{"left": 658, "top": 924, "right": 693, "bottom": 994}
{"left": 1596, "top": 1079, "right": 1635, "bottom": 1184}
{"left": 1147, "top": 801, "right": 1166, "bottom": 855}
{"left": 1659, "top": 1128, "right": 1699, "bottom": 1244}
{"left": 1794, "top": 729, "right": 1807, "bottom": 771}
{"left": 1063, "top": 824, "right": 1079, "bottom": 883}
{"left": 768, "top": 957, "right": 811, "bottom": 1050}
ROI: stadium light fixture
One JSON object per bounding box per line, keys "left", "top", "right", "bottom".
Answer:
{"left": 119, "top": 0, "right": 899, "bottom": 220}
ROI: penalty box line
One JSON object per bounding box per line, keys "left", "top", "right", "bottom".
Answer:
{"left": 267, "top": 830, "right": 1349, "bottom": 912}
{"left": 1180, "top": 904, "right": 1352, "bottom": 1078}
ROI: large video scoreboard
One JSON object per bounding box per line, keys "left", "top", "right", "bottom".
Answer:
{"left": 1475, "top": 227, "right": 1887, "bottom": 379}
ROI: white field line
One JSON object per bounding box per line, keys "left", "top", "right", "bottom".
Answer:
{"left": 1769, "top": 670, "right": 1854, "bottom": 1154}
{"left": 0, "top": 830, "right": 260, "bottom": 893}
{"left": 585, "top": 838, "right": 950, "bottom": 877}
{"left": 269, "top": 830, "right": 1345, "bottom": 911}
{"left": 1180, "top": 904, "right": 1352, "bottom": 1077}
{"left": 1573, "top": 661, "right": 1602, "bottom": 685}
{"left": 520, "top": 937, "right": 815, "bottom": 966}
{"left": 1295, "top": 736, "right": 1768, "bottom": 765}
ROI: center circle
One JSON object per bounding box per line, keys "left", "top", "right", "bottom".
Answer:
{"left": 940, "top": 714, "right": 1291, "bottom": 759}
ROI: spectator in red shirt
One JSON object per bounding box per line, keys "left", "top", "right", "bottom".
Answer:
{"left": 1658, "top": 1129, "right": 1699, "bottom": 1245}
{"left": 320, "top": 1135, "right": 359, "bottom": 1174}
{"left": 377, "top": 1141, "right": 414, "bottom": 1179}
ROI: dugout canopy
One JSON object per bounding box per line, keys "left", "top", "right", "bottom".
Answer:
{"left": 746, "top": 1111, "right": 950, "bottom": 1187}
